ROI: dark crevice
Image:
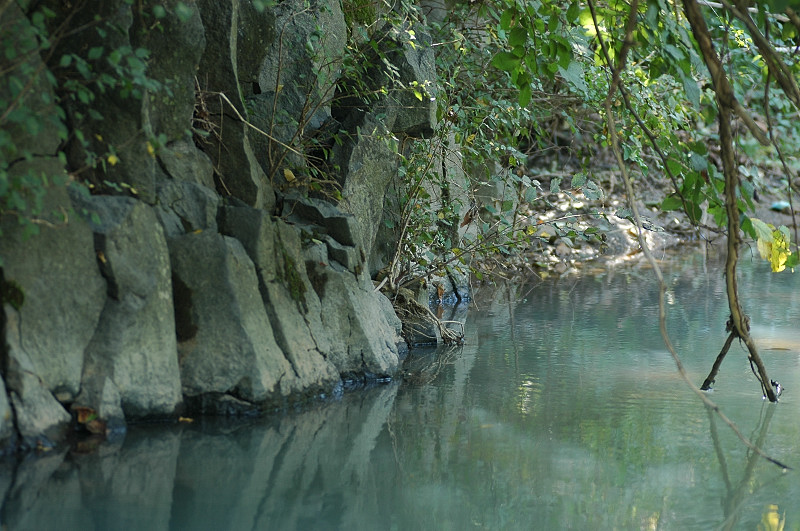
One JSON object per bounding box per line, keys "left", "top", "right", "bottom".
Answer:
{"left": 171, "top": 274, "right": 197, "bottom": 342}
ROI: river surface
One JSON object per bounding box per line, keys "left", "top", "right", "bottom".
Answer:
{"left": 3, "top": 252, "right": 800, "bottom": 530}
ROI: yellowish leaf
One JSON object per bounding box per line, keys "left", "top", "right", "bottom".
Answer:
{"left": 283, "top": 168, "right": 296, "bottom": 182}
{"left": 107, "top": 154, "right": 120, "bottom": 166}
{"left": 146, "top": 141, "right": 156, "bottom": 158}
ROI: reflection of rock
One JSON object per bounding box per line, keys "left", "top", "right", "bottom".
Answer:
{"left": 75, "top": 430, "right": 182, "bottom": 530}
{"left": 1, "top": 449, "right": 88, "bottom": 530}
{"left": 171, "top": 384, "right": 399, "bottom": 529}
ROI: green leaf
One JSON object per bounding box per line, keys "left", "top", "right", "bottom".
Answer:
{"left": 87, "top": 46, "right": 104, "bottom": 60}
{"left": 176, "top": 2, "right": 195, "bottom": 22}
{"left": 558, "top": 61, "right": 588, "bottom": 97}
{"left": 491, "top": 51, "right": 521, "bottom": 72}
{"left": 519, "top": 84, "right": 531, "bottom": 107}
{"left": 500, "top": 9, "right": 513, "bottom": 31}
{"left": 751, "top": 218, "right": 774, "bottom": 242}
{"left": 508, "top": 27, "right": 527, "bottom": 48}
{"left": 571, "top": 173, "right": 587, "bottom": 188}
{"left": 566, "top": 1, "right": 580, "bottom": 22}
{"left": 583, "top": 180, "right": 604, "bottom": 200}
{"left": 661, "top": 195, "right": 683, "bottom": 211}
{"left": 688, "top": 152, "right": 706, "bottom": 172}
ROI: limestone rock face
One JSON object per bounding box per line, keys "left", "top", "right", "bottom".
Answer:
{"left": 168, "top": 231, "right": 296, "bottom": 408}
{"left": 1, "top": 187, "right": 106, "bottom": 402}
{"left": 305, "top": 243, "right": 404, "bottom": 378}
{"left": 71, "top": 195, "right": 183, "bottom": 421}
{"left": 155, "top": 180, "right": 220, "bottom": 239}
{"left": 249, "top": 0, "right": 346, "bottom": 176}
{"left": 0, "top": 0, "right": 448, "bottom": 452}
{"left": 196, "top": 0, "right": 276, "bottom": 210}
{"left": 219, "top": 206, "right": 340, "bottom": 395}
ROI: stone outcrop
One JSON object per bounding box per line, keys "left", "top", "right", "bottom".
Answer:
{"left": 0, "top": 0, "right": 462, "bottom": 452}
{"left": 71, "top": 195, "right": 183, "bottom": 423}
{"left": 169, "top": 231, "right": 301, "bottom": 410}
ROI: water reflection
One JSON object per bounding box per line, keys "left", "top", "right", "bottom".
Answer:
{"left": 2, "top": 255, "right": 800, "bottom": 530}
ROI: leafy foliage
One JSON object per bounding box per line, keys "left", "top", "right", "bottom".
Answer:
{"left": 0, "top": 1, "right": 180, "bottom": 256}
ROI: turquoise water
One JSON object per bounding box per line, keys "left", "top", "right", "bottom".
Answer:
{"left": 3, "top": 253, "right": 800, "bottom": 530}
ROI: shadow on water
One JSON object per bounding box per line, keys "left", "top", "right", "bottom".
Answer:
{"left": 1, "top": 252, "right": 800, "bottom": 529}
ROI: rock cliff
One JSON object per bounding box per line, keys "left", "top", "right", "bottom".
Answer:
{"left": 0, "top": 0, "right": 455, "bottom": 451}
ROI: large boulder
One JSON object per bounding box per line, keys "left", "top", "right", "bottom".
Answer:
{"left": 70, "top": 195, "right": 183, "bottom": 422}
{"left": 219, "top": 206, "right": 341, "bottom": 394}
{"left": 168, "top": 231, "right": 297, "bottom": 410}
{"left": 157, "top": 139, "right": 216, "bottom": 191}
{"left": 4, "top": 358, "right": 71, "bottom": 449}
{"left": 196, "top": 0, "right": 276, "bottom": 210}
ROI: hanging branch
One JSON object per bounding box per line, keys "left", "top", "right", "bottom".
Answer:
{"left": 682, "top": 0, "right": 777, "bottom": 402}
{"left": 715, "top": 0, "right": 800, "bottom": 111}
{"left": 586, "top": 0, "right": 788, "bottom": 469}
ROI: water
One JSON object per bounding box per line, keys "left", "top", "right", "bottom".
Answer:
{"left": 4, "top": 252, "right": 800, "bottom": 530}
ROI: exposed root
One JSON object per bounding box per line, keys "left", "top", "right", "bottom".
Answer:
{"left": 389, "top": 287, "right": 465, "bottom": 346}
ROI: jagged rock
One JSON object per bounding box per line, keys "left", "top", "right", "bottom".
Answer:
{"left": 305, "top": 243, "right": 403, "bottom": 378}
{"left": 0, "top": 7, "right": 105, "bottom": 445}
{"left": 248, "top": 0, "right": 346, "bottom": 178}
{"left": 157, "top": 139, "right": 216, "bottom": 190}
{"left": 196, "top": 0, "right": 276, "bottom": 210}
{"left": 168, "top": 231, "right": 296, "bottom": 407}
{"left": 219, "top": 206, "right": 340, "bottom": 393}
{"left": 132, "top": 0, "right": 206, "bottom": 141}
{"left": 382, "top": 28, "right": 438, "bottom": 137}
{"left": 333, "top": 115, "right": 399, "bottom": 272}
{"left": 322, "top": 235, "right": 362, "bottom": 273}
{"left": 1, "top": 186, "right": 105, "bottom": 402}
{"left": 155, "top": 180, "right": 220, "bottom": 238}
{"left": 282, "top": 193, "right": 359, "bottom": 247}
{"left": 333, "top": 27, "right": 437, "bottom": 138}
{"left": 5, "top": 358, "right": 71, "bottom": 448}
{"left": 70, "top": 196, "right": 182, "bottom": 420}
{"left": 0, "top": 378, "right": 14, "bottom": 452}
